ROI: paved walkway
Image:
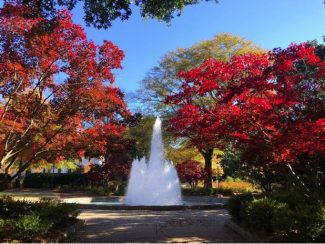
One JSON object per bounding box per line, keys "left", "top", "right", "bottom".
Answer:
{"left": 68, "top": 209, "right": 247, "bottom": 243}
{"left": 2, "top": 189, "right": 247, "bottom": 243}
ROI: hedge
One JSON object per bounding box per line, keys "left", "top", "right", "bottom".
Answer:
{"left": 23, "top": 173, "right": 89, "bottom": 188}
{"left": 0, "top": 173, "right": 10, "bottom": 182}
{"left": 226, "top": 193, "right": 325, "bottom": 242}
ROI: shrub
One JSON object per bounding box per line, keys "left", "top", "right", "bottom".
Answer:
{"left": 29, "top": 199, "right": 80, "bottom": 227}
{"left": 227, "top": 193, "right": 325, "bottom": 242}
{"left": 41, "top": 183, "right": 50, "bottom": 188}
{"left": 114, "top": 184, "right": 126, "bottom": 196}
{"left": 205, "top": 187, "right": 215, "bottom": 196}
{"left": 3, "top": 212, "right": 53, "bottom": 238}
{"left": 18, "top": 212, "right": 53, "bottom": 236}
{"left": 270, "top": 192, "right": 309, "bottom": 210}
{"left": 0, "top": 195, "right": 81, "bottom": 242}
{"left": 0, "top": 195, "right": 30, "bottom": 218}
{"left": 226, "top": 193, "right": 253, "bottom": 221}
{"left": 245, "top": 197, "right": 283, "bottom": 233}
{"left": 225, "top": 176, "right": 234, "bottom": 182}
{"left": 271, "top": 202, "right": 294, "bottom": 233}
{"left": 91, "top": 186, "right": 113, "bottom": 196}
{"left": 292, "top": 204, "right": 325, "bottom": 242}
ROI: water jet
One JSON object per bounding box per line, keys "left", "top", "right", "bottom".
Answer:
{"left": 125, "top": 117, "right": 181, "bottom": 205}
{"left": 60, "top": 117, "right": 228, "bottom": 210}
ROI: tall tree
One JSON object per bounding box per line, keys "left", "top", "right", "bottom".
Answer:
{"left": 134, "top": 33, "right": 265, "bottom": 118}
{"left": 166, "top": 42, "right": 325, "bottom": 199}
{"left": 0, "top": 2, "right": 132, "bottom": 190}
{"left": 135, "top": 33, "right": 265, "bottom": 187}
{"left": 15, "top": 0, "right": 219, "bottom": 29}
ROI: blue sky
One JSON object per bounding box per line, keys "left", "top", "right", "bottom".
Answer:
{"left": 67, "top": 0, "right": 325, "bottom": 94}
{"left": 1, "top": 0, "right": 325, "bottom": 94}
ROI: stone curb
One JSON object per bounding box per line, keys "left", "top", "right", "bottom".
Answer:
{"left": 225, "top": 219, "right": 260, "bottom": 243}
{"left": 50, "top": 219, "right": 86, "bottom": 243}
{"left": 77, "top": 203, "right": 226, "bottom": 211}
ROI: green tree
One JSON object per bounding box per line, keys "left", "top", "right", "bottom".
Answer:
{"left": 124, "top": 115, "right": 202, "bottom": 163}
{"left": 133, "top": 33, "right": 265, "bottom": 187}
{"left": 123, "top": 116, "right": 155, "bottom": 159}
{"left": 134, "top": 33, "right": 266, "bottom": 117}
{"left": 19, "top": 0, "right": 219, "bottom": 29}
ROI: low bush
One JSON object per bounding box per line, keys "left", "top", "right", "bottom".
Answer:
{"left": 269, "top": 192, "right": 309, "bottom": 209}
{"left": 181, "top": 182, "right": 257, "bottom": 196}
{"left": 0, "top": 195, "right": 80, "bottom": 242}
{"left": 91, "top": 186, "right": 113, "bottom": 196}
{"left": 226, "top": 192, "right": 253, "bottom": 221}
{"left": 271, "top": 202, "right": 294, "bottom": 234}
{"left": 225, "top": 176, "right": 234, "bottom": 182}
{"left": 181, "top": 187, "right": 217, "bottom": 196}
{"left": 291, "top": 204, "right": 325, "bottom": 242}
{"left": 0, "top": 195, "right": 28, "bottom": 217}
{"left": 114, "top": 184, "right": 126, "bottom": 196}
{"left": 227, "top": 193, "right": 325, "bottom": 242}
{"left": 245, "top": 197, "right": 287, "bottom": 233}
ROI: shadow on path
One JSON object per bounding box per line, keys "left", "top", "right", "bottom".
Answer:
{"left": 67, "top": 209, "right": 248, "bottom": 243}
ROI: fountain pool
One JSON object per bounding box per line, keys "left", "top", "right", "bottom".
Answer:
{"left": 60, "top": 117, "right": 228, "bottom": 210}
{"left": 62, "top": 196, "right": 228, "bottom": 210}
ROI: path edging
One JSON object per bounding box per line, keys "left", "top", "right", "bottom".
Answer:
{"left": 225, "top": 219, "right": 260, "bottom": 243}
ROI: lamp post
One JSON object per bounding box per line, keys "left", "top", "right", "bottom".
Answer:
{"left": 216, "top": 162, "right": 219, "bottom": 196}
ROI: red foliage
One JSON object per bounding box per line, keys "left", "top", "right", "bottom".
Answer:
{"left": 0, "top": 2, "right": 132, "bottom": 185}
{"left": 176, "top": 159, "right": 207, "bottom": 189}
{"left": 85, "top": 156, "right": 132, "bottom": 183}
{"left": 166, "top": 42, "right": 325, "bottom": 174}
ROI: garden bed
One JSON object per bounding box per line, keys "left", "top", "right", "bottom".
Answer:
{"left": 0, "top": 195, "right": 82, "bottom": 243}
{"left": 1, "top": 218, "right": 85, "bottom": 243}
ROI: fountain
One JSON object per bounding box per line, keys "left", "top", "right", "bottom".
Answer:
{"left": 61, "top": 117, "right": 227, "bottom": 209}
{"left": 125, "top": 117, "right": 181, "bottom": 205}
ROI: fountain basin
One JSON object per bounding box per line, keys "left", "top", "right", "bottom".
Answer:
{"left": 61, "top": 196, "right": 228, "bottom": 210}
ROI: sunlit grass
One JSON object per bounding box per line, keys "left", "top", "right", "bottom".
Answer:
{"left": 214, "top": 181, "right": 258, "bottom": 194}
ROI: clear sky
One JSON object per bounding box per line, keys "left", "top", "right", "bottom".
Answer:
{"left": 67, "top": 0, "right": 325, "bottom": 94}
{"left": 1, "top": 0, "right": 325, "bottom": 94}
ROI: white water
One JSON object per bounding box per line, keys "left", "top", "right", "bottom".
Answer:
{"left": 125, "top": 117, "right": 181, "bottom": 205}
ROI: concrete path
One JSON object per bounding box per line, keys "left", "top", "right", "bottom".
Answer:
{"left": 2, "top": 189, "right": 247, "bottom": 242}
{"left": 68, "top": 209, "right": 247, "bottom": 243}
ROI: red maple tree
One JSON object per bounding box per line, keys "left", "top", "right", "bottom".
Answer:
{"left": 176, "top": 159, "right": 207, "bottom": 189}
{"left": 0, "top": 1, "right": 132, "bottom": 190}
{"left": 166, "top": 43, "right": 325, "bottom": 198}
{"left": 85, "top": 155, "right": 132, "bottom": 191}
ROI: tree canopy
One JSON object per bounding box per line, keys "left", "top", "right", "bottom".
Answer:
{"left": 166, "top": 42, "right": 325, "bottom": 199}
{"left": 132, "top": 33, "right": 265, "bottom": 187}
{"left": 0, "top": 1, "right": 133, "bottom": 190}
{"left": 17, "top": 0, "right": 219, "bottom": 29}
{"left": 134, "top": 33, "right": 266, "bottom": 118}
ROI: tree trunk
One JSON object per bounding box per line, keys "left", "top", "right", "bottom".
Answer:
{"left": 201, "top": 148, "right": 214, "bottom": 188}
{"left": 281, "top": 162, "right": 317, "bottom": 200}
{"left": 263, "top": 168, "right": 272, "bottom": 193}
{"left": 14, "top": 158, "right": 23, "bottom": 188}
